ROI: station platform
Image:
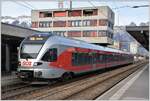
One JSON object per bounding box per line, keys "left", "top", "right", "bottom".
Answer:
{"left": 96, "top": 64, "right": 149, "bottom": 100}
{"left": 1, "top": 72, "right": 21, "bottom": 87}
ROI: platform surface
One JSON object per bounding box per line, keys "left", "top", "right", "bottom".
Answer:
{"left": 96, "top": 64, "right": 149, "bottom": 100}
{"left": 1, "top": 73, "right": 21, "bottom": 87}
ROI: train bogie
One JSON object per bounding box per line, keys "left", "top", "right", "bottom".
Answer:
{"left": 17, "top": 67, "right": 66, "bottom": 79}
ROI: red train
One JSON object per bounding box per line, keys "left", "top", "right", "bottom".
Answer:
{"left": 17, "top": 34, "right": 134, "bottom": 81}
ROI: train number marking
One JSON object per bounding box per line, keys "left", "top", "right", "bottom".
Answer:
{"left": 22, "top": 61, "right": 32, "bottom": 67}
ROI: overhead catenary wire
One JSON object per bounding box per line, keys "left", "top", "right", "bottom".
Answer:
{"left": 87, "top": 0, "right": 144, "bottom": 52}
{"left": 22, "top": 1, "right": 36, "bottom": 9}
{"left": 87, "top": 0, "right": 109, "bottom": 20}
{"left": 11, "top": 1, "right": 33, "bottom": 10}
{"left": 112, "top": 6, "right": 130, "bottom": 10}
{"left": 88, "top": 0, "right": 98, "bottom": 9}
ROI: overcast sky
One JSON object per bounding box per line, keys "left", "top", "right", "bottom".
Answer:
{"left": 1, "top": 0, "right": 149, "bottom": 26}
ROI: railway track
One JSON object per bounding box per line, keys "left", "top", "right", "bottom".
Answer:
{"left": 1, "top": 67, "right": 104, "bottom": 100}
{"left": 65, "top": 63, "right": 147, "bottom": 100}
{"left": 1, "top": 84, "right": 46, "bottom": 100}
{"left": 2, "top": 69, "right": 102, "bottom": 100}
{"left": 2, "top": 83, "right": 30, "bottom": 94}
{"left": 2, "top": 61, "right": 148, "bottom": 100}
{"left": 37, "top": 61, "right": 147, "bottom": 100}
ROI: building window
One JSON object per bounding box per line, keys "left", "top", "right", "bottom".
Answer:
{"left": 90, "top": 20, "right": 97, "bottom": 26}
{"left": 111, "top": 33, "right": 113, "bottom": 38}
{"left": 53, "top": 21, "right": 66, "bottom": 27}
{"left": 68, "top": 20, "right": 82, "bottom": 27}
{"left": 83, "top": 30, "right": 97, "bottom": 37}
{"left": 107, "top": 32, "right": 110, "bottom": 38}
{"left": 99, "top": 20, "right": 108, "bottom": 26}
{"left": 83, "top": 20, "right": 97, "bottom": 26}
{"left": 83, "top": 9, "right": 98, "bottom": 16}
{"left": 83, "top": 20, "right": 90, "bottom": 26}
{"left": 98, "top": 30, "right": 107, "bottom": 37}
{"left": 68, "top": 31, "right": 81, "bottom": 37}
{"left": 39, "top": 21, "right": 52, "bottom": 28}
{"left": 39, "top": 12, "right": 52, "bottom": 18}
{"left": 53, "top": 31, "right": 66, "bottom": 36}
{"left": 111, "top": 12, "right": 114, "bottom": 19}
{"left": 107, "top": 32, "right": 113, "bottom": 38}
{"left": 53, "top": 11, "right": 67, "bottom": 17}
{"left": 108, "top": 21, "right": 113, "bottom": 29}
{"left": 32, "top": 22, "right": 38, "bottom": 28}
{"left": 68, "top": 10, "right": 82, "bottom": 17}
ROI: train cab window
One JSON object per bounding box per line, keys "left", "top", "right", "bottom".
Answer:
{"left": 42, "top": 48, "right": 57, "bottom": 62}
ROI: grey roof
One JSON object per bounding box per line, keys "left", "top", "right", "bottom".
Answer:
{"left": 33, "top": 6, "right": 113, "bottom": 12}
{"left": 1, "top": 23, "right": 42, "bottom": 38}
{"left": 49, "top": 35, "right": 131, "bottom": 54}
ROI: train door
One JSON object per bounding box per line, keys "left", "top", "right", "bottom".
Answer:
{"left": 92, "top": 52, "right": 97, "bottom": 70}
{"left": 106, "top": 54, "right": 110, "bottom": 68}
{"left": 99, "top": 53, "right": 107, "bottom": 70}
{"left": 101, "top": 54, "right": 106, "bottom": 69}
{"left": 104, "top": 54, "right": 108, "bottom": 68}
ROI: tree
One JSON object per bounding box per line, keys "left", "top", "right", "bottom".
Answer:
{"left": 20, "top": 21, "right": 29, "bottom": 28}
{"left": 11, "top": 20, "right": 19, "bottom": 25}
{"left": 129, "top": 22, "right": 136, "bottom": 26}
{"left": 140, "top": 22, "right": 146, "bottom": 26}
{"left": 146, "top": 21, "right": 149, "bottom": 26}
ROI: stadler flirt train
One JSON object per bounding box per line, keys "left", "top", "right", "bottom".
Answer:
{"left": 16, "top": 33, "right": 134, "bottom": 81}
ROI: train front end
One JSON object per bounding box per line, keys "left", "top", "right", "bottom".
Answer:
{"left": 16, "top": 33, "right": 60, "bottom": 81}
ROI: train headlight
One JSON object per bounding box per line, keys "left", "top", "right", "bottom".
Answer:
{"left": 33, "top": 62, "right": 43, "bottom": 66}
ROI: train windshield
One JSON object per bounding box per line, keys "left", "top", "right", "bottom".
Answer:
{"left": 20, "top": 44, "right": 43, "bottom": 59}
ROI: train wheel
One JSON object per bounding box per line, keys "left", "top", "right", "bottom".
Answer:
{"left": 61, "top": 72, "right": 73, "bottom": 81}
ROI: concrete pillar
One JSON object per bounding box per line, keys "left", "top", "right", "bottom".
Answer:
{"left": 5, "top": 44, "right": 10, "bottom": 72}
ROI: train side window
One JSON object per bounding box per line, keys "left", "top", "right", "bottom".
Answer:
{"left": 105, "top": 54, "right": 108, "bottom": 62}
{"left": 72, "top": 52, "right": 78, "bottom": 66}
{"left": 99, "top": 54, "right": 102, "bottom": 62}
{"left": 100, "top": 54, "right": 104, "bottom": 62}
{"left": 42, "top": 48, "right": 57, "bottom": 62}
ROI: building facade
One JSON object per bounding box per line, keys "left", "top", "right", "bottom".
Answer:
{"left": 31, "top": 6, "right": 114, "bottom": 45}
{"left": 108, "top": 40, "right": 120, "bottom": 49}
{"left": 130, "top": 42, "right": 139, "bottom": 54}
